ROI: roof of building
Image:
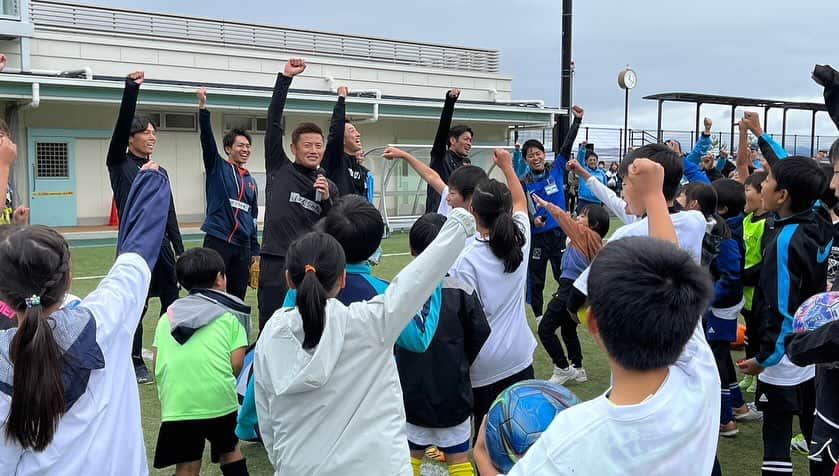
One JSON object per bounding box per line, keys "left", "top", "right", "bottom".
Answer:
{"left": 644, "top": 92, "right": 827, "bottom": 112}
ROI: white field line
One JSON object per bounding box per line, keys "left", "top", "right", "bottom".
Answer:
{"left": 71, "top": 252, "right": 411, "bottom": 281}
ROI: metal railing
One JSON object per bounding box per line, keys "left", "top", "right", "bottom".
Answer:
{"left": 30, "top": 0, "right": 501, "bottom": 73}
{"left": 515, "top": 126, "right": 839, "bottom": 163}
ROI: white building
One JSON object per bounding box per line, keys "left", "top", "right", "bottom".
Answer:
{"left": 0, "top": 0, "right": 558, "bottom": 228}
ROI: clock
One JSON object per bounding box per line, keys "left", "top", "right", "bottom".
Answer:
{"left": 618, "top": 68, "right": 637, "bottom": 90}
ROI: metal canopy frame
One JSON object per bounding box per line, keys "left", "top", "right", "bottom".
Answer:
{"left": 644, "top": 92, "right": 827, "bottom": 156}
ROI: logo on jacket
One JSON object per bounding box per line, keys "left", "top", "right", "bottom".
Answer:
{"left": 289, "top": 192, "right": 322, "bottom": 214}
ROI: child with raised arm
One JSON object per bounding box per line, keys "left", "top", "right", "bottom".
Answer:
{"left": 531, "top": 193, "right": 609, "bottom": 384}
{"left": 474, "top": 159, "right": 720, "bottom": 476}
{"left": 0, "top": 162, "right": 171, "bottom": 474}
{"left": 254, "top": 208, "right": 476, "bottom": 475}
{"left": 449, "top": 149, "right": 536, "bottom": 424}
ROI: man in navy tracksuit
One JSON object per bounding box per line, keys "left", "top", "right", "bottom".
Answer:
{"left": 513, "top": 106, "right": 583, "bottom": 321}
{"left": 197, "top": 88, "right": 259, "bottom": 300}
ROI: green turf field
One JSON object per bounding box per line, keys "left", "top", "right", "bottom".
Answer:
{"left": 66, "top": 229, "right": 813, "bottom": 475}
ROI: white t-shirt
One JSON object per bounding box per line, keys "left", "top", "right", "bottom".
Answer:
{"left": 507, "top": 324, "right": 720, "bottom": 476}
{"left": 0, "top": 253, "right": 151, "bottom": 476}
{"left": 758, "top": 355, "right": 815, "bottom": 386}
{"left": 574, "top": 210, "right": 707, "bottom": 295}
{"left": 450, "top": 211, "right": 536, "bottom": 387}
{"left": 437, "top": 186, "right": 453, "bottom": 217}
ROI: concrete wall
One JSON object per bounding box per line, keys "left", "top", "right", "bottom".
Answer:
{"left": 28, "top": 30, "right": 513, "bottom": 103}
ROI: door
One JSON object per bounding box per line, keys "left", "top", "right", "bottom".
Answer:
{"left": 29, "top": 138, "right": 77, "bottom": 227}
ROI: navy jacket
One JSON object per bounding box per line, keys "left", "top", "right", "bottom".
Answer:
{"left": 198, "top": 109, "right": 259, "bottom": 255}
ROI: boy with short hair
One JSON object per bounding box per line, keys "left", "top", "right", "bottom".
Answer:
{"left": 737, "top": 156, "right": 833, "bottom": 475}
{"left": 152, "top": 247, "right": 250, "bottom": 476}
{"left": 474, "top": 157, "right": 721, "bottom": 475}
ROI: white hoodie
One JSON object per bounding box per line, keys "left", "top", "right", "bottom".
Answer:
{"left": 254, "top": 208, "right": 476, "bottom": 476}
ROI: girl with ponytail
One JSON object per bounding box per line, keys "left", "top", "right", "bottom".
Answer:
{"left": 0, "top": 162, "right": 171, "bottom": 475}
{"left": 254, "top": 209, "right": 476, "bottom": 476}
{"left": 450, "top": 148, "right": 538, "bottom": 425}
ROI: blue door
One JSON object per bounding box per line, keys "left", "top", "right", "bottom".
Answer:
{"left": 29, "top": 138, "right": 77, "bottom": 227}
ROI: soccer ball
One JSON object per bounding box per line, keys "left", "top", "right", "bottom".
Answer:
{"left": 485, "top": 379, "right": 581, "bottom": 473}
{"left": 794, "top": 292, "right": 839, "bottom": 333}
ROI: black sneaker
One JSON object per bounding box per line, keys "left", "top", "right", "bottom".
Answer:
{"left": 135, "top": 364, "right": 154, "bottom": 385}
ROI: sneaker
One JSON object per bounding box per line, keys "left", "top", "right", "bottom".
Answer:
{"left": 535, "top": 315, "right": 543, "bottom": 325}
{"left": 734, "top": 402, "right": 763, "bottom": 422}
{"left": 791, "top": 433, "right": 809, "bottom": 455}
{"left": 425, "top": 446, "right": 446, "bottom": 463}
{"left": 549, "top": 366, "right": 577, "bottom": 385}
{"left": 573, "top": 367, "right": 588, "bottom": 383}
{"left": 134, "top": 364, "right": 154, "bottom": 385}
{"left": 738, "top": 375, "right": 754, "bottom": 390}
{"left": 719, "top": 421, "right": 739, "bottom": 437}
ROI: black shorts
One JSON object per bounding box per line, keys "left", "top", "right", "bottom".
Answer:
{"left": 153, "top": 411, "right": 239, "bottom": 468}
{"left": 754, "top": 378, "right": 815, "bottom": 413}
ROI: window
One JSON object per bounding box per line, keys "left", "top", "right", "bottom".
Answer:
{"left": 35, "top": 142, "right": 69, "bottom": 178}
{"left": 163, "top": 113, "right": 196, "bottom": 131}
{"left": 224, "top": 115, "right": 268, "bottom": 133}
{"left": 136, "top": 111, "right": 197, "bottom": 131}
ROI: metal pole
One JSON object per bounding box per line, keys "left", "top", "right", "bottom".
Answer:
{"left": 556, "top": 0, "right": 573, "bottom": 153}
{"left": 695, "top": 103, "right": 701, "bottom": 143}
{"left": 781, "top": 109, "right": 788, "bottom": 148}
{"left": 730, "top": 104, "right": 736, "bottom": 153}
{"left": 763, "top": 107, "right": 768, "bottom": 134}
{"left": 624, "top": 88, "right": 630, "bottom": 154}
{"left": 810, "top": 110, "right": 817, "bottom": 157}
{"left": 657, "top": 100, "right": 663, "bottom": 142}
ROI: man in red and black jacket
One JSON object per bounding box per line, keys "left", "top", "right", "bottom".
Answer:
{"left": 196, "top": 87, "right": 259, "bottom": 300}
{"left": 258, "top": 58, "right": 338, "bottom": 330}
{"left": 107, "top": 71, "right": 184, "bottom": 385}
{"left": 425, "top": 89, "right": 472, "bottom": 213}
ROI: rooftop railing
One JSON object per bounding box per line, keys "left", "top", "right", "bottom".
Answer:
{"left": 30, "top": 0, "right": 501, "bottom": 74}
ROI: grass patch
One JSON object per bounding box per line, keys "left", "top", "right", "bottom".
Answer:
{"left": 66, "top": 227, "right": 812, "bottom": 475}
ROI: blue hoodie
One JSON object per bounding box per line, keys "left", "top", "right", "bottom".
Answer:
{"left": 706, "top": 214, "right": 744, "bottom": 342}
{"left": 576, "top": 146, "right": 608, "bottom": 203}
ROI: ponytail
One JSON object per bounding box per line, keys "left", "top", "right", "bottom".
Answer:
{"left": 8, "top": 306, "right": 64, "bottom": 451}
{"left": 0, "top": 225, "right": 71, "bottom": 451}
{"left": 489, "top": 213, "right": 525, "bottom": 273}
{"left": 285, "top": 232, "right": 346, "bottom": 350}
{"left": 297, "top": 271, "right": 328, "bottom": 349}
{"left": 471, "top": 179, "right": 525, "bottom": 273}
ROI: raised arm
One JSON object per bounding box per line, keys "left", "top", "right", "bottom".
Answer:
{"left": 742, "top": 111, "right": 787, "bottom": 167}
{"left": 321, "top": 86, "right": 347, "bottom": 175}
{"left": 197, "top": 87, "right": 221, "bottom": 173}
{"left": 813, "top": 64, "right": 839, "bottom": 131}
{"left": 633, "top": 159, "right": 677, "bottom": 244}
{"left": 494, "top": 148, "right": 527, "bottom": 214}
{"left": 353, "top": 208, "right": 475, "bottom": 346}
{"left": 0, "top": 137, "right": 16, "bottom": 209}
{"left": 512, "top": 144, "right": 528, "bottom": 178}
{"left": 265, "top": 59, "right": 306, "bottom": 173}
{"left": 683, "top": 156, "right": 711, "bottom": 184}
{"left": 82, "top": 164, "right": 170, "bottom": 347}
{"left": 684, "top": 117, "right": 713, "bottom": 165}
{"left": 734, "top": 119, "right": 751, "bottom": 183}
{"left": 383, "top": 146, "right": 446, "bottom": 194}
{"left": 107, "top": 72, "right": 143, "bottom": 168}
{"left": 557, "top": 106, "right": 584, "bottom": 161}
{"left": 532, "top": 194, "right": 586, "bottom": 244}
{"left": 430, "top": 89, "right": 459, "bottom": 169}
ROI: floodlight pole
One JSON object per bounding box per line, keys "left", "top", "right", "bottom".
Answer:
{"left": 555, "top": 0, "right": 573, "bottom": 153}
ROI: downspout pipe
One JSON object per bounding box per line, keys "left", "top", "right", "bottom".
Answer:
{"left": 324, "top": 76, "right": 381, "bottom": 124}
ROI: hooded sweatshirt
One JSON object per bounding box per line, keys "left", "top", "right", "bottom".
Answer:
{"left": 254, "top": 208, "right": 475, "bottom": 476}
{"left": 154, "top": 289, "right": 249, "bottom": 422}
{"left": 0, "top": 169, "right": 170, "bottom": 475}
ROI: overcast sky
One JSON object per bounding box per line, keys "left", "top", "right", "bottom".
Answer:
{"left": 83, "top": 0, "right": 838, "bottom": 136}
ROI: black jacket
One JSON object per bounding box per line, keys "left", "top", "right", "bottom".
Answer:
{"left": 753, "top": 208, "right": 833, "bottom": 367}
{"left": 396, "top": 276, "right": 490, "bottom": 428}
{"left": 260, "top": 74, "right": 338, "bottom": 258}
{"left": 322, "top": 96, "right": 370, "bottom": 198}
{"left": 425, "top": 93, "right": 469, "bottom": 213}
{"left": 106, "top": 77, "right": 184, "bottom": 257}
{"left": 786, "top": 321, "right": 839, "bottom": 448}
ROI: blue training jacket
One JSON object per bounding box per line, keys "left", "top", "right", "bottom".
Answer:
{"left": 282, "top": 262, "right": 442, "bottom": 352}
{"left": 198, "top": 109, "right": 260, "bottom": 255}
{"left": 576, "top": 146, "right": 608, "bottom": 204}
